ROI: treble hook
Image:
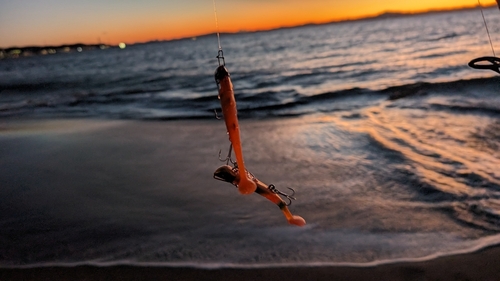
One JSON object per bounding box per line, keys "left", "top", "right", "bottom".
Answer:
{"left": 268, "top": 184, "right": 296, "bottom": 206}
{"left": 218, "top": 143, "right": 236, "bottom": 165}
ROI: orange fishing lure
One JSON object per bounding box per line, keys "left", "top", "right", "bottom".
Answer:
{"left": 211, "top": 1, "right": 304, "bottom": 225}
{"left": 215, "top": 63, "right": 257, "bottom": 195}
{"left": 214, "top": 165, "right": 306, "bottom": 226}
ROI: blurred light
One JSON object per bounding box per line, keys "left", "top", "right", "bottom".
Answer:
{"left": 118, "top": 43, "right": 126, "bottom": 49}
{"left": 77, "top": 47, "right": 83, "bottom": 52}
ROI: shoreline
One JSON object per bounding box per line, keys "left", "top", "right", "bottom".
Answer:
{"left": 1, "top": 244, "right": 500, "bottom": 280}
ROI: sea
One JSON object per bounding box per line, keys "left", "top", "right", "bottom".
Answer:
{"left": 1, "top": 7, "right": 500, "bottom": 269}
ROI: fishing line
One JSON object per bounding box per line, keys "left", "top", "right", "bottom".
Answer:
{"left": 212, "top": 0, "right": 222, "bottom": 52}
{"left": 212, "top": 0, "right": 225, "bottom": 65}
{"left": 478, "top": 0, "right": 496, "bottom": 56}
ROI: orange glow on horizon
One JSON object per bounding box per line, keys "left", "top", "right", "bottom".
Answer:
{"left": 211, "top": 0, "right": 498, "bottom": 33}
{"left": 177, "top": 0, "right": 498, "bottom": 43}
{"left": 1, "top": 0, "right": 498, "bottom": 48}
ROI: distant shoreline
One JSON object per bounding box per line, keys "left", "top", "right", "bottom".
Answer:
{"left": 0, "top": 43, "right": 119, "bottom": 60}
{"left": 1, "top": 5, "right": 495, "bottom": 59}
{"left": 265, "top": 4, "right": 497, "bottom": 32}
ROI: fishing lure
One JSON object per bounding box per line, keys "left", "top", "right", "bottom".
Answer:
{"left": 210, "top": 0, "right": 303, "bottom": 225}
{"left": 214, "top": 50, "right": 257, "bottom": 195}
{"left": 214, "top": 162, "right": 306, "bottom": 226}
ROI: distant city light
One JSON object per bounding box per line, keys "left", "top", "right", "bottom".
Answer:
{"left": 118, "top": 43, "right": 126, "bottom": 49}
{"left": 77, "top": 47, "right": 83, "bottom": 52}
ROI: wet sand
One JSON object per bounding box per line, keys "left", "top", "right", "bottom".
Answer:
{"left": 1, "top": 244, "right": 500, "bottom": 281}
{"left": 1, "top": 118, "right": 500, "bottom": 281}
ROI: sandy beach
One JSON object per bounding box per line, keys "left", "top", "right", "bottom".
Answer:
{"left": 1, "top": 118, "right": 500, "bottom": 281}
{"left": 1, "top": 245, "right": 500, "bottom": 281}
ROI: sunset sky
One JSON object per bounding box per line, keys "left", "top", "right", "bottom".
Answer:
{"left": 0, "top": 0, "right": 497, "bottom": 48}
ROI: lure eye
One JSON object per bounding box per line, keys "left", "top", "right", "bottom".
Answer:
{"left": 214, "top": 65, "right": 230, "bottom": 83}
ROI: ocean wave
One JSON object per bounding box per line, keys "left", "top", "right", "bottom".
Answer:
{"left": 355, "top": 78, "right": 500, "bottom": 231}
{"left": 3, "top": 233, "right": 500, "bottom": 269}
{"left": 1, "top": 77, "right": 499, "bottom": 120}
{"left": 451, "top": 200, "right": 500, "bottom": 231}
{"left": 424, "top": 32, "right": 460, "bottom": 42}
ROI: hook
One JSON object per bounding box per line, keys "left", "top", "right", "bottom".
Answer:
{"left": 268, "top": 184, "right": 296, "bottom": 206}
{"left": 218, "top": 143, "right": 236, "bottom": 165}
{"left": 214, "top": 108, "right": 222, "bottom": 120}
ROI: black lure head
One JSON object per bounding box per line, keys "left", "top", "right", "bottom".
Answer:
{"left": 213, "top": 165, "right": 238, "bottom": 187}
{"left": 214, "top": 65, "right": 230, "bottom": 84}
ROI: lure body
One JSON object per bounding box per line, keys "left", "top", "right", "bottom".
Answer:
{"left": 214, "top": 165, "right": 306, "bottom": 226}
{"left": 215, "top": 65, "right": 257, "bottom": 195}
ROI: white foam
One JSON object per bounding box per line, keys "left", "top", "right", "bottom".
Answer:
{"left": 3, "top": 233, "right": 500, "bottom": 270}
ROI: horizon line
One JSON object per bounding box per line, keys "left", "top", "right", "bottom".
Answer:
{"left": 1, "top": 4, "right": 496, "bottom": 50}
